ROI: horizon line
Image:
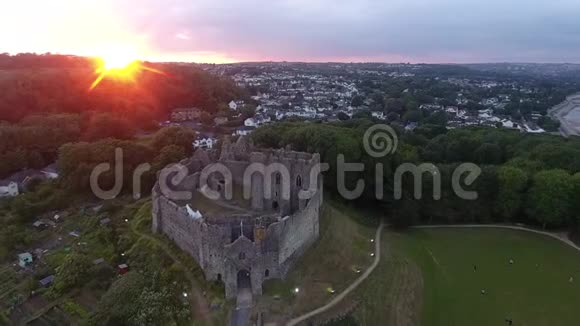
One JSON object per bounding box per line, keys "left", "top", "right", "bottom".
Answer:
{"left": 3, "top": 52, "right": 580, "bottom": 66}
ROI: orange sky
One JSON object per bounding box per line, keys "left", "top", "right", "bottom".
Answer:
{"left": 0, "top": 0, "right": 239, "bottom": 63}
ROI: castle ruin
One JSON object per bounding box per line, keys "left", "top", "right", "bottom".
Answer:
{"left": 151, "top": 137, "right": 322, "bottom": 299}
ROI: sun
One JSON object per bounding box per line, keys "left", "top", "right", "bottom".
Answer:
{"left": 101, "top": 54, "right": 138, "bottom": 71}
{"left": 89, "top": 45, "right": 166, "bottom": 90}
{"left": 97, "top": 44, "right": 140, "bottom": 70}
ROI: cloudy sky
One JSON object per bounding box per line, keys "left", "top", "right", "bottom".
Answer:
{"left": 1, "top": 0, "right": 579, "bottom": 63}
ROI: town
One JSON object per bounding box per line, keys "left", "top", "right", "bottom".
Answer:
{"left": 163, "top": 62, "right": 578, "bottom": 146}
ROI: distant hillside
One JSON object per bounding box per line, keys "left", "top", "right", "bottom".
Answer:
{"left": 0, "top": 53, "right": 246, "bottom": 123}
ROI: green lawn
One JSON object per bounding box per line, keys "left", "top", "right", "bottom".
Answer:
{"left": 388, "top": 228, "right": 580, "bottom": 326}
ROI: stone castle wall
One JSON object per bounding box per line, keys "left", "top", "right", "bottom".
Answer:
{"left": 151, "top": 137, "right": 322, "bottom": 299}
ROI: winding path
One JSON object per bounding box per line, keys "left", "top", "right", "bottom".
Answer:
{"left": 285, "top": 223, "right": 579, "bottom": 326}
{"left": 413, "top": 224, "right": 580, "bottom": 252}
{"left": 286, "top": 222, "right": 385, "bottom": 326}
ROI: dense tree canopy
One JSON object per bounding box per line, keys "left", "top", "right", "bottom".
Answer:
{"left": 0, "top": 54, "right": 245, "bottom": 123}
{"left": 252, "top": 119, "right": 580, "bottom": 229}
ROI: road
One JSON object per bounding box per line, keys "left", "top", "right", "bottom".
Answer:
{"left": 230, "top": 288, "right": 252, "bottom": 326}
{"left": 548, "top": 93, "right": 580, "bottom": 137}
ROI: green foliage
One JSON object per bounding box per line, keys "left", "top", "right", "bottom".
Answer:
{"left": 149, "top": 126, "right": 196, "bottom": 155}
{"left": 130, "top": 287, "right": 188, "bottom": 325}
{"left": 152, "top": 145, "right": 187, "bottom": 171}
{"left": 527, "top": 169, "right": 574, "bottom": 228}
{"left": 56, "top": 126, "right": 195, "bottom": 195}
{"left": 474, "top": 143, "right": 502, "bottom": 164}
{"left": 537, "top": 115, "right": 561, "bottom": 132}
{"left": 252, "top": 120, "right": 580, "bottom": 228}
{"left": 90, "top": 272, "right": 147, "bottom": 325}
{"left": 62, "top": 299, "right": 90, "bottom": 320}
{"left": 495, "top": 166, "right": 528, "bottom": 220}
{"left": 0, "top": 114, "right": 81, "bottom": 178}
{"left": 83, "top": 113, "right": 136, "bottom": 141}
{"left": 90, "top": 272, "right": 188, "bottom": 326}
{"left": 51, "top": 252, "right": 92, "bottom": 296}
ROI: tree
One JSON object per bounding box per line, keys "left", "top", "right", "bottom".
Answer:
{"left": 474, "top": 143, "right": 503, "bottom": 164}
{"left": 423, "top": 111, "right": 448, "bottom": 126}
{"left": 240, "top": 104, "right": 257, "bottom": 119}
{"left": 495, "top": 166, "right": 527, "bottom": 221}
{"left": 150, "top": 126, "right": 196, "bottom": 155}
{"left": 83, "top": 113, "right": 135, "bottom": 141}
{"left": 337, "top": 111, "right": 350, "bottom": 121}
{"left": 385, "top": 98, "right": 404, "bottom": 113}
{"left": 130, "top": 288, "right": 188, "bottom": 325}
{"left": 91, "top": 272, "right": 187, "bottom": 326}
{"left": 403, "top": 110, "right": 422, "bottom": 123}
{"left": 390, "top": 199, "right": 420, "bottom": 229}
{"left": 52, "top": 252, "right": 92, "bottom": 295}
{"left": 351, "top": 95, "right": 364, "bottom": 107}
{"left": 152, "top": 145, "right": 186, "bottom": 171}
{"left": 90, "top": 272, "right": 147, "bottom": 325}
{"left": 527, "top": 169, "right": 574, "bottom": 228}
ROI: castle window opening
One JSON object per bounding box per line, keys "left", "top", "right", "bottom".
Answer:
{"left": 217, "top": 273, "right": 222, "bottom": 282}
{"left": 239, "top": 252, "right": 246, "bottom": 260}
{"left": 272, "top": 201, "right": 279, "bottom": 210}
{"left": 296, "top": 175, "right": 302, "bottom": 187}
{"left": 265, "top": 269, "right": 270, "bottom": 277}
{"left": 275, "top": 173, "right": 281, "bottom": 185}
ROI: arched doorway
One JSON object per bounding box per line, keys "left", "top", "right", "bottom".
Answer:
{"left": 237, "top": 269, "right": 251, "bottom": 290}
{"left": 235, "top": 269, "right": 253, "bottom": 311}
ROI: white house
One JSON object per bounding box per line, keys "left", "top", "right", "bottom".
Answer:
{"left": 501, "top": 119, "right": 516, "bottom": 129}
{"left": 193, "top": 137, "right": 217, "bottom": 149}
{"left": 0, "top": 181, "right": 19, "bottom": 198}
{"left": 229, "top": 100, "right": 247, "bottom": 111}
{"left": 233, "top": 126, "right": 255, "bottom": 137}
{"left": 371, "top": 112, "right": 386, "bottom": 120}
{"left": 244, "top": 118, "right": 257, "bottom": 127}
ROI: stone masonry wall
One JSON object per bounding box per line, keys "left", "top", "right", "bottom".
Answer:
{"left": 151, "top": 143, "right": 322, "bottom": 299}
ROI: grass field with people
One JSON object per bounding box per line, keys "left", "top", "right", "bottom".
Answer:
{"left": 383, "top": 228, "right": 580, "bottom": 326}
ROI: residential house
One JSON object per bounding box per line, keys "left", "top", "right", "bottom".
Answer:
{"left": 193, "top": 137, "right": 217, "bottom": 149}
{"left": 233, "top": 126, "right": 255, "bottom": 136}
{"left": 171, "top": 107, "right": 203, "bottom": 122}
{"left": 0, "top": 164, "right": 60, "bottom": 197}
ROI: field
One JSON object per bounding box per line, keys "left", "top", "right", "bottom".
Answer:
{"left": 356, "top": 228, "right": 580, "bottom": 326}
